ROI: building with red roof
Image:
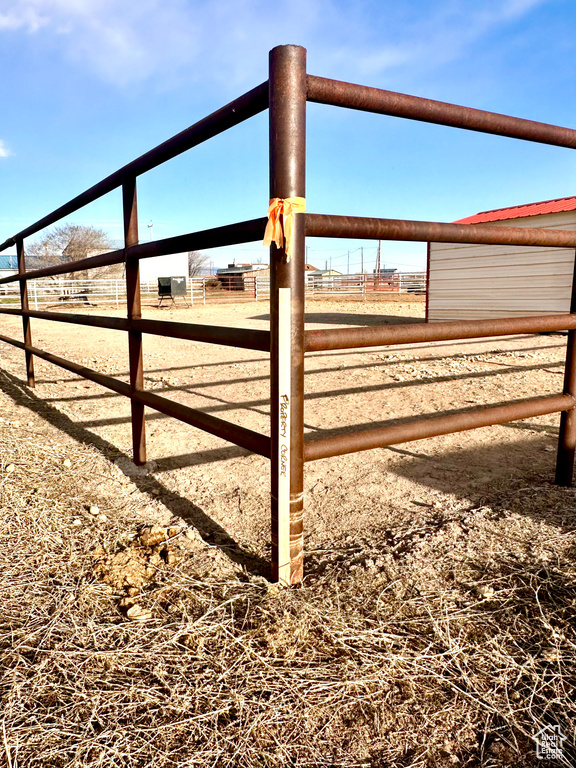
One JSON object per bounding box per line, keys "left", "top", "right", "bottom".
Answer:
{"left": 455, "top": 196, "right": 576, "bottom": 225}
{"left": 427, "top": 197, "right": 576, "bottom": 322}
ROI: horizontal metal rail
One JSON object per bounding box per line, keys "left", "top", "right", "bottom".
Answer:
{"left": 123, "top": 217, "right": 267, "bottom": 261}
{"left": 0, "top": 307, "right": 129, "bottom": 331}
{"left": 305, "top": 313, "right": 576, "bottom": 352}
{"left": 0, "top": 334, "right": 134, "bottom": 396}
{"left": 0, "top": 82, "right": 269, "bottom": 252}
{"left": 305, "top": 213, "right": 576, "bottom": 247}
{"left": 4, "top": 306, "right": 571, "bottom": 357}
{"left": 0, "top": 332, "right": 270, "bottom": 457}
{"left": 4, "top": 73, "right": 575, "bottom": 255}
{"left": 303, "top": 394, "right": 575, "bottom": 462}
{"left": 6, "top": 211, "right": 572, "bottom": 288}
{"left": 133, "top": 388, "right": 269, "bottom": 458}
{"left": 0, "top": 248, "right": 123, "bottom": 285}
{"left": 307, "top": 75, "right": 576, "bottom": 149}
{"left": 2, "top": 212, "right": 571, "bottom": 287}
{"left": 133, "top": 318, "right": 270, "bottom": 351}
{"left": 0, "top": 218, "right": 268, "bottom": 285}
{"left": 0, "top": 308, "right": 271, "bottom": 350}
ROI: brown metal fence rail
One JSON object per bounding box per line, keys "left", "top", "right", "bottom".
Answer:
{"left": 2, "top": 45, "right": 576, "bottom": 585}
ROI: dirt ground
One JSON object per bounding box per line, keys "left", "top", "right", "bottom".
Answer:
{"left": 1, "top": 297, "right": 575, "bottom": 767}
{"left": 0, "top": 298, "right": 569, "bottom": 563}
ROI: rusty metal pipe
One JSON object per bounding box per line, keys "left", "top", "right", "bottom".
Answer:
{"left": 16, "top": 239, "right": 35, "bottom": 387}
{"left": 3, "top": 211, "right": 569, "bottom": 286}
{"left": 304, "top": 395, "right": 575, "bottom": 462}
{"left": 305, "top": 313, "right": 576, "bottom": 353}
{"left": 132, "top": 388, "right": 270, "bottom": 458}
{"left": 307, "top": 75, "right": 576, "bottom": 149}
{"left": 132, "top": 319, "right": 270, "bottom": 351}
{"left": 123, "top": 178, "right": 146, "bottom": 465}
{"left": 127, "top": 217, "right": 267, "bottom": 261}
{"left": 0, "top": 206, "right": 576, "bottom": 284}
{"left": 305, "top": 213, "right": 576, "bottom": 248}
{"left": 0, "top": 333, "right": 271, "bottom": 457}
{"left": 0, "top": 218, "right": 268, "bottom": 286}
{"left": 556, "top": 249, "right": 576, "bottom": 486}
{"left": 0, "top": 249, "right": 124, "bottom": 285}
{"left": 0, "top": 307, "right": 271, "bottom": 351}
{"left": 0, "top": 333, "right": 132, "bottom": 397}
{"left": 269, "top": 44, "right": 307, "bottom": 585}
{"left": 0, "top": 83, "right": 269, "bottom": 253}
{"left": 0, "top": 308, "right": 130, "bottom": 331}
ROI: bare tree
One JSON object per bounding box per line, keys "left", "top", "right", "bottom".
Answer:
{"left": 27, "top": 224, "right": 117, "bottom": 279}
{"left": 188, "top": 251, "right": 209, "bottom": 277}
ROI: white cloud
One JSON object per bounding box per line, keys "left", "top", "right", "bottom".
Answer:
{"left": 0, "top": 5, "right": 47, "bottom": 32}
{"left": 322, "top": 0, "right": 555, "bottom": 81}
{"left": 0, "top": 0, "right": 555, "bottom": 88}
{"left": 0, "top": 140, "right": 11, "bottom": 158}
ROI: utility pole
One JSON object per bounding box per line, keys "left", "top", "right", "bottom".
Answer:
{"left": 361, "top": 246, "right": 364, "bottom": 273}
{"left": 375, "top": 240, "right": 381, "bottom": 288}
{"left": 347, "top": 250, "right": 350, "bottom": 275}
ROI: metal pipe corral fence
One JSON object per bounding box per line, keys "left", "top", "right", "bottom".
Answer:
{"left": 1, "top": 272, "right": 426, "bottom": 307}
{"left": 1, "top": 44, "right": 575, "bottom": 583}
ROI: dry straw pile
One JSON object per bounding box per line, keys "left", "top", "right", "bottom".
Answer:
{"left": 1, "top": 417, "right": 575, "bottom": 767}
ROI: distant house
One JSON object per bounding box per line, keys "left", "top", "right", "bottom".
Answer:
{"left": 307, "top": 268, "right": 343, "bottom": 287}
{"left": 0, "top": 255, "right": 18, "bottom": 296}
{"left": 0, "top": 254, "right": 17, "bottom": 281}
{"left": 216, "top": 262, "right": 319, "bottom": 291}
{"left": 0, "top": 254, "right": 17, "bottom": 275}
{"left": 427, "top": 196, "right": 576, "bottom": 321}
{"left": 216, "top": 263, "right": 269, "bottom": 291}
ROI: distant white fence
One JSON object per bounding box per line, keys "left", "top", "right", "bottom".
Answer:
{"left": 304, "top": 272, "right": 426, "bottom": 297}
{"left": 0, "top": 272, "right": 426, "bottom": 307}
{"left": 196, "top": 272, "right": 426, "bottom": 301}
{"left": 0, "top": 278, "right": 161, "bottom": 308}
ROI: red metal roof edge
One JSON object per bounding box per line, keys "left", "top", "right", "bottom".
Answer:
{"left": 455, "top": 195, "right": 576, "bottom": 224}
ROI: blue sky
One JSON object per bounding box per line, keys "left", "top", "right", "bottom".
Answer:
{"left": 1, "top": 0, "right": 576, "bottom": 273}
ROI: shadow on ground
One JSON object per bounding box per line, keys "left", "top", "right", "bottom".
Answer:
{"left": 0, "top": 368, "right": 270, "bottom": 578}
{"left": 387, "top": 427, "right": 576, "bottom": 531}
{"left": 250, "top": 312, "right": 423, "bottom": 326}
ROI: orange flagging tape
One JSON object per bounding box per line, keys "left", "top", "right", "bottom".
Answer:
{"left": 263, "top": 197, "right": 306, "bottom": 261}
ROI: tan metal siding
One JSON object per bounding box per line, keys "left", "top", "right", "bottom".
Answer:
{"left": 428, "top": 211, "right": 576, "bottom": 321}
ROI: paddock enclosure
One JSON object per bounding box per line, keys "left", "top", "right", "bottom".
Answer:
{"left": 2, "top": 45, "right": 576, "bottom": 584}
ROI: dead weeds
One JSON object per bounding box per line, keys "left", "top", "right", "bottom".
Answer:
{"left": 1, "top": 413, "right": 575, "bottom": 767}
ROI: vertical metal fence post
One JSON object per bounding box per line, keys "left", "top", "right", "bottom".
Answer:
{"left": 17, "top": 238, "right": 35, "bottom": 387}
{"left": 123, "top": 177, "right": 147, "bottom": 466}
{"left": 556, "top": 251, "right": 576, "bottom": 485}
{"left": 269, "top": 44, "right": 307, "bottom": 585}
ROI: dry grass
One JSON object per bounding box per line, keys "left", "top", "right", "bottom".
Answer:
{"left": 1, "top": 418, "right": 575, "bottom": 767}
